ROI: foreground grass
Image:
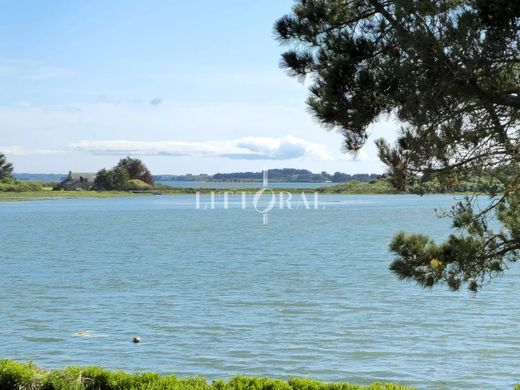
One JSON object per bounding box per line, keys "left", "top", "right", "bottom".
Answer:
{"left": 0, "top": 360, "right": 412, "bottom": 390}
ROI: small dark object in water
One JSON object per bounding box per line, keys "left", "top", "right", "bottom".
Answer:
{"left": 132, "top": 337, "right": 141, "bottom": 344}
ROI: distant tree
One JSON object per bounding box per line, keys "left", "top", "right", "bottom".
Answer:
{"left": 276, "top": 1, "right": 520, "bottom": 291}
{"left": 95, "top": 157, "right": 152, "bottom": 190}
{"left": 112, "top": 166, "right": 130, "bottom": 189}
{"left": 332, "top": 172, "right": 351, "bottom": 183}
{"left": 115, "top": 157, "right": 154, "bottom": 185}
{"left": 94, "top": 167, "right": 129, "bottom": 191}
{"left": 0, "top": 152, "right": 13, "bottom": 180}
{"left": 94, "top": 169, "right": 113, "bottom": 191}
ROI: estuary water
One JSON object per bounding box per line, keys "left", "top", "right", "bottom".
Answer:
{"left": 0, "top": 194, "right": 519, "bottom": 389}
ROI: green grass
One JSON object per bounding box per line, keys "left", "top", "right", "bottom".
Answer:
{"left": 0, "top": 179, "right": 44, "bottom": 192}
{"left": 0, "top": 360, "right": 412, "bottom": 390}
{"left": 0, "top": 190, "right": 148, "bottom": 202}
{"left": 0, "top": 183, "right": 398, "bottom": 202}
{"left": 0, "top": 177, "right": 477, "bottom": 203}
{"left": 127, "top": 179, "right": 153, "bottom": 190}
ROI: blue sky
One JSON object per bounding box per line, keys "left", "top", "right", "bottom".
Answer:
{"left": 0, "top": 0, "right": 396, "bottom": 174}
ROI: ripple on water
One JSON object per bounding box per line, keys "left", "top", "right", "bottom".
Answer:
{"left": 23, "top": 337, "right": 64, "bottom": 343}
{"left": 1, "top": 195, "right": 520, "bottom": 390}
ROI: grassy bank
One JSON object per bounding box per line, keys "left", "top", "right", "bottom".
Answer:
{"left": 0, "top": 360, "right": 411, "bottom": 390}
{"left": 0, "top": 178, "right": 477, "bottom": 203}
{"left": 0, "top": 190, "right": 149, "bottom": 202}
{"left": 0, "top": 176, "right": 402, "bottom": 199}
{"left": 0, "top": 188, "right": 401, "bottom": 202}
{"left": 0, "top": 185, "right": 394, "bottom": 202}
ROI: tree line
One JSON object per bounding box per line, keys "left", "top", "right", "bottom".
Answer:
{"left": 156, "top": 169, "right": 381, "bottom": 183}
{"left": 94, "top": 157, "right": 154, "bottom": 191}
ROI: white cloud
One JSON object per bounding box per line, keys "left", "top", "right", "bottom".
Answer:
{"left": 0, "top": 99, "right": 395, "bottom": 173}
{"left": 0, "top": 145, "right": 66, "bottom": 156}
{"left": 70, "top": 135, "right": 332, "bottom": 160}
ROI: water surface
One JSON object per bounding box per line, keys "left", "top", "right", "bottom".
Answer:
{"left": 0, "top": 194, "right": 518, "bottom": 389}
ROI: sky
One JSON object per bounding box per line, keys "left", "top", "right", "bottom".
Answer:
{"left": 0, "top": 0, "right": 398, "bottom": 174}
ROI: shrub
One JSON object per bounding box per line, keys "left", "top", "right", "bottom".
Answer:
{"left": 127, "top": 179, "right": 152, "bottom": 190}
{"left": 94, "top": 167, "right": 129, "bottom": 191}
{"left": 0, "top": 361, "right": 413, "bottom": 390}
{"left": 0, "top": 178, "right": 43, "bottom": 192}
{"left": 115, "top": 157, "right": 154, "bottom": 185}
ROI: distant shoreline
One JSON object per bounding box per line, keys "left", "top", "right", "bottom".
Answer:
{"left": 12, "top": 170, "right": 381, "bottom": 185}
{"left": 0, "top": 187, "right": 472, "bottom": 203}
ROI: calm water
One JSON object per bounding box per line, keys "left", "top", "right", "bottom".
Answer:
{"left": 157, "top": 180, "right": 336, "bottom": 189}
{"left": 1, "top": 194, "right": 519, "bottom": 389}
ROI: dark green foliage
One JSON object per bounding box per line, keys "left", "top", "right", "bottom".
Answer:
{"left": 95, "top": 157, "right": 152, "bottom": 190}
{"left": 93, "top": 169, "right": 113, "bottom": 191}
{"left": 318, "top": 178, "right": 398, "bottom": 194}
{"left": 0, "top": 360, "right": 412, "bottom": 390}
{"left": 276, "top": 0, "right": 520, "bottom": 291}
{"left": 115, "top": 157, "right": 154, "bottom": 185}
{"left": 112, "top": 166, "right": 130, "bottom": 190}
{"left": 156, "top": 170, "right": 381, "bottom": 183}
{"left": 94, "top": 168, "right": 129, "bottom": 191}
{"left": 390, "top": 193, "right": 520, "bottom": 292}
{"left": 0, "top": 152, "right": 13, "bottom": 179}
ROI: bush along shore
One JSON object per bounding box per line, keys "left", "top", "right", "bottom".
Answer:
{"left": 0, "top": 360, "right": 411, "bottom": 390}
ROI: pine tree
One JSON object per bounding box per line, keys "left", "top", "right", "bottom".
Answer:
{"left": 0, "top": 152, "right": 13, "bottom": 180}
{"left": 276, "top": 0, "right": 520, "bottom": 291}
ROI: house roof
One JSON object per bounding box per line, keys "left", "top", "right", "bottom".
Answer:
{"left": 68, "top": 172, "right": 97, "bottom": 182}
